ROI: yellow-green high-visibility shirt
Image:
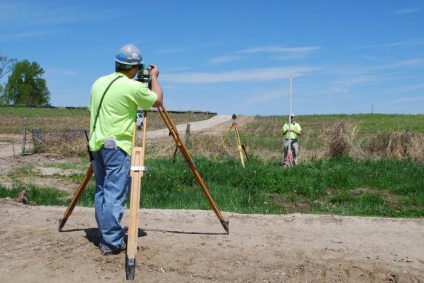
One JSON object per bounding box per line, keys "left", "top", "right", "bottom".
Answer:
{"left": 282, "top": 122, "right": 301, "bottom": 140}
{"left": 89, "top": 72, "right": 157, "bottom": 155}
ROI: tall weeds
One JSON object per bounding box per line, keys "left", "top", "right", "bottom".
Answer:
{"left": 367, "top": 131, "right": 424, "bottom": 161}
{"left": 20, "top": 114, "right": 424, "bottom": 163}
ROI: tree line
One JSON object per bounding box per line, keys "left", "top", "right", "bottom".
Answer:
{"left": 0, "top": 56, "right": 50, "bottom": 106}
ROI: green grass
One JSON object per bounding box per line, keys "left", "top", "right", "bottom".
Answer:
{"left": 4, "top": 106, "right": 423, "bottom": 135}
{"left": 0, "top": 106, "right": 215, "bottom": 134}
{"left": 3, "top": 156, "right": 422, "bottom": 218}
{"left": 290, "top": 114, "right": 424, "bottom": 133}
{"left": 0, "top": 106, "right": 88, "bottom": 117}
{"left": 0, "top": 183, "right": 69, "bottom": 206}
{"left": 248, "top": 114, "right": 424, "bottom": 137}
{"left": 1, "top": 108, "right": 423, "bottom": 218}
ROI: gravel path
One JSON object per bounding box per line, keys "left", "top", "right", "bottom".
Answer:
{"left": 142, "top": 114, "right": 233, "bottom": 138}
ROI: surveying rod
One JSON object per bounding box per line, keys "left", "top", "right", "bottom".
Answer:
{"left": 288, "top": 75, "right": 293, "bottom": 162}
{"left": 289, "top": 74, "right": 292, "bottom": 143}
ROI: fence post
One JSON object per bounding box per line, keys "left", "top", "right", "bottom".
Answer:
{"left": 22, "top": 117, "right": 27, "bottom": 154}
{"left": 33, "top": 128, "right": 40, "bottom": 146}
{"left": 185, "top": 124, "right": 191, "bottom": 146}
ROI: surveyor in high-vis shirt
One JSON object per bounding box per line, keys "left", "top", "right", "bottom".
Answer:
{"left": 282, "top": 114, "right": 302, "bottom": 165}
{"left": 88, "top": 44, "right": 163, "bottom": 256}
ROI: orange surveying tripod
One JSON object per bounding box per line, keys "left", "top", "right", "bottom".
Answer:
{"left": 214, "top": 114, "right": 249, "bottom": 168}
{"left": 58, "top": 105, "right": 229, "bottom": 280}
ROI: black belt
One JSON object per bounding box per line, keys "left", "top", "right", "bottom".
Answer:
{"left": 285, "top": 139, "right": 298, "bottom": 142}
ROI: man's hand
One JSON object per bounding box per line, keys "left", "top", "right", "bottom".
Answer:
{"left": 148, "top": 65, "right": 159, "bottom": 79}
{"left": 148, "top": 64, "right": 163, "bottom": 107}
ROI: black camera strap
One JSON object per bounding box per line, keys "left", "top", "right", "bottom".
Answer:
{"left": 89, "top": 75, "right": 123, "bottom": 141}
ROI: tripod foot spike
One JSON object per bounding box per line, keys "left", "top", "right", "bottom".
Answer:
{"left": 221, "top": 220, "right": 230, "bottom": 234}
{"left": 126, "top": 257, "right": 136, "bottom": 280}
{"left": 58, "top": 218, "right": 66, "bottom": 232}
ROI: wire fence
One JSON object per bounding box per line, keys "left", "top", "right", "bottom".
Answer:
{"left": 0, "top": 123, "right": 284, "bottom": 161}
{"left": 1, "top": 116, "right": 423, "bottom": 163}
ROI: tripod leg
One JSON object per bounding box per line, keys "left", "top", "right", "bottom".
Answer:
{"left": 241, "top": 144, "right": 249, "bottom": 161}
{"left": 235, "top": 128, "right": 249, "bottom": 162}
{"left": 126, "top": 111, "right": 148, "bottom": 280}
{"left": 172, "top": 146, "right": 178, "bottom": 164}
{"left": 234, "top": 128, "right": 245, "bottom": 168}
{"left": 158, "top": 106, "right": 229, "bottom": 234}
{"left": 213, "top": 126, "right": 233, "bottom": 160}
{"left": 58, "top": 163, "right": 94, "bottom": 232}
{"left": 126, "top": 145, "right": 143, "bottom": 280}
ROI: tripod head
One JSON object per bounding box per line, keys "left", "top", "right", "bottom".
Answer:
{"left": 136, "top": 64, "right": 152, "bottom": 89}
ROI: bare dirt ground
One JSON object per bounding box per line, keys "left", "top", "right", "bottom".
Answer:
{"left": 1, "top": 116, "right": 423, "bottom": 283}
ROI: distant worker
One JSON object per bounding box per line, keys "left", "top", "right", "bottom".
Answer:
{"left": 88, "top": 44, "right": 163, "bottom": 255}
{"left": 282, "top": 114, "right": 302, "bottom": 166}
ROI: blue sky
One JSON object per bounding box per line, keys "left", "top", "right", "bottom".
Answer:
{"left": 1, "top": 0, "right": 423, "bottom": 116}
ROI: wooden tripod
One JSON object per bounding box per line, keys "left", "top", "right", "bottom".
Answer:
{"left": 125, "top": 110, "right": 148, "bottom": 280}
{"left": 157, "top": 105, "right": 229, "bottom": 233}
{"left": 58, "top": 105, "right": 229, "bottom": 281}
{"left": 214, "top": 118, "right": 249, "bottom": 168}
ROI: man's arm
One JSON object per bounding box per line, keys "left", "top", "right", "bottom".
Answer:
{"left": 282, "top": 124, "right": 288, "bottom": 135}
{"left": 294, "top": 124, "right": 301, "bottom": 135}
{"left": 148, "top": 65, "right": 163, "bottom": 107}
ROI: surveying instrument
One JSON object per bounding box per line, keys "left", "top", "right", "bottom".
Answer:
{"left": 58, "top": 104, "right": 229, "bottom": 279}
{"left": 283, "top": 75, "right": 294, "bottom": 169}
{"left": 214, "top": 114, "right": 249, "bottom": 168}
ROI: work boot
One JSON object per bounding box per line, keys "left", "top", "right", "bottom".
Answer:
{"left": 101, "top": 242, "right": 127, "bottom": 256}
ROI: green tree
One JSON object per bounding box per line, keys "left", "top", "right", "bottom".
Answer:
{"left": 0, "top": 56, "right": 17, "bottom": 79}
{"left": 0, "top": 56, "right": 18, "bottom": 105}
{"left": 3, "top": 59, "right": 50, "bottom": 106}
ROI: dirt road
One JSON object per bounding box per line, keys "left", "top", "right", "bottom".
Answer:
{"left": 142, "top": 114, "right": 233, "bottom": 139}
{"left": 0, "top": 199, "right": 423, "bottom": 283}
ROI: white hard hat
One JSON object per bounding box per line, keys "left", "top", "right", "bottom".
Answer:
{"left": 115, "top": 44, "right": 143, "bottom": 69}
{"left": 290, "top": 113, "right": 296, "bottom": 118}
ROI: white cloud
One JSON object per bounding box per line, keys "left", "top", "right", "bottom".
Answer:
{"left": 354, "top": 40, "right": 424, "bottom": 49}
{"left": 332, "top": 74, "right": 384, "bottom": 87}
{"left": 46, "top": 68, "right": 79, "bottom": 77}
{"left": 387, "top": 58, "right": 423, "bottom": 68}
{"left": 391, "top": 8, "right": 422, "bottom": 15}
{"left": 240, "top": 46, "right": 321, "bottom": 55}
{"left": 156, "top": 48, "right": 186, "bottom": 54}
{"left": 0, "top": 3, "right": 23, "bottom": 24}
{"left": 207, "top": 55, "right": 244, "bottom": 65}
{"left": 0, "top": 30, "right": 53, "bottom": 42}
{"left": 0, "top": 2, "right": 121, "bottom": 26}
{"left": 242, "top": 89, "right": 284, "bottom": 106}
{"left": 161, "top": 66, "right": 317, "bottom": 84}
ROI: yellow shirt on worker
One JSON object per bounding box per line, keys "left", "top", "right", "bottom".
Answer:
{"left": 89, "top": 72, "right": 157, "bottom": 155}
{"left": 282, "top": 122, "right": 301, "bottom": 140}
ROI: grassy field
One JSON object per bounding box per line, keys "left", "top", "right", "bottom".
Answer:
{"left": 0, "top": 106, "right": 215, "bottom": 134}
{"left": 2, "top": 106, "right": 423, "bottom": 133}
{"left": 1, "top": 107, "right": 423, "bottom": 218}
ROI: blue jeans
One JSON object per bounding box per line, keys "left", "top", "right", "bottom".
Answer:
{"left": 92, "top": 146, "right": 130, "bottom": 252}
